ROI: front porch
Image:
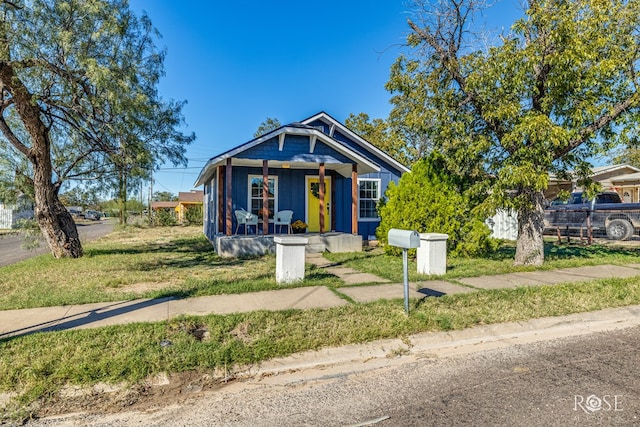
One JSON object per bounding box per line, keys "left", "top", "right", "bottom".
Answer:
{"left": 212, "top": 232, "right": 363, "bottom": 258}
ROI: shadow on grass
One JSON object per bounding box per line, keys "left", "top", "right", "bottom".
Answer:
{"left": 85, "top": 236, "right": 259, "bottom": 271}
{"left": 544, "top": 242, "right": 640, "bottom": 259}
{"left": 85, "top": 236, "right": 215, "bottom": 257}
{"left": 130, "top": 253, "right": 245, "bottom": 271}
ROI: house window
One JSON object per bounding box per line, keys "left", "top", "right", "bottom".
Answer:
{"left": 358, "top": 178, "right": 380, "bottom": 220}
{"left": 248, "top": 175, "right": 277, "bottom": 219}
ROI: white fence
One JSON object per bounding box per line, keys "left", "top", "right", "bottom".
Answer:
{"left": 0, "top": 207, "right": 34, "bottom": 229}
{"left": 486, "top": 209, "right": 518, "bottom": 241}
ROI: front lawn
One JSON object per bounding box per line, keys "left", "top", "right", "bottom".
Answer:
{"left": 0, "top": 226, "right": 342, "bottom": 310}
{"left": 3, "top": 226, "right": 640, "bottom": 421}
{"left": 2, "top": 226, "right": 640, "bottom": 310}
{"left": 325, "top": 240, "right": 640, "bottom": 282}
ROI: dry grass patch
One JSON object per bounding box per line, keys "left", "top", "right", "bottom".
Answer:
{"left": 0, "top": 225, "right": 304, "bottom": 310}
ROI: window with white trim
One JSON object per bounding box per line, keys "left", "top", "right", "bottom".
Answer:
{"left": 358, "top": 178, "right": 380, "bottom": 220}
{"left": 248, "top": 175, "right": 277, "bottom": 219}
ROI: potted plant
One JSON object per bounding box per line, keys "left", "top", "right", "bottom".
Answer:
{"left": 291, "top": 219, "right": 308, "bottom": 234}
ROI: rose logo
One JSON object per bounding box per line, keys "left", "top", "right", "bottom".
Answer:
{"left": 585, "top": 395, "right": 603, "bottom": 412}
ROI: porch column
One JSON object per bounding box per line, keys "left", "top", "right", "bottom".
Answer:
{"left": 319, "top": 162, "right": 325, "bottom": 234}
{"left": 217, "top": 165, "right": 224, "bottom": 234}
{"left": 351, "top": 164, "right": 358, "bottom": 235}
{"left": 225, "top": 158, "right": 232, "bottom": 236}
{"left": 262, "top": 160, "right": 269, "bottom": 235}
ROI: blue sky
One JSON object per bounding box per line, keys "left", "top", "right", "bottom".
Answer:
{"left": 129, "top": 1, "right": 521, "bottom": 197}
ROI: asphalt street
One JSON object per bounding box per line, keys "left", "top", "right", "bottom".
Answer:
{"left": 26, "top": 321, "right": 640, "bottom": 426}
{"left": 159, "top": 325, "right": 640, "bottom": 427}
{"left": 0, "top": 220, "right": 115, "bottom": 267}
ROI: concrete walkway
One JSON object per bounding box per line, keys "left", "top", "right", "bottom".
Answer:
{"left": 2, "top": 255, "right": 640, "bottom": 339}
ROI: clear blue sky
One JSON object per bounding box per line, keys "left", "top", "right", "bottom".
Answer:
{"left": 129, "top": 1, "right": 521, "bottom": 197}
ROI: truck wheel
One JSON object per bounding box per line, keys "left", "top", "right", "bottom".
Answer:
{"left": 606, "top": 219, "right": 634, "bottom": 241}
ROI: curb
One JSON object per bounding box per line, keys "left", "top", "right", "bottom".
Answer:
{"left": 235, "top": 304, "right": 640, "bottom": 384}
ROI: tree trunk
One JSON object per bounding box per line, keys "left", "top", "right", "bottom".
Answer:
{"left": 0, "top": 59, "right": 83, "bottom": 258}
{"left": 30, "top": 125, "right": 83, "bottom": 258}
{"left": 34, "top": 182, "right": 83, "bottom": 259}
{"left": 118, "top": 167, "right": 128, "bottom": 225}
{"left": 514, "top": 189, "right": 545, "bottom": 266}
{"left": 32, "top": 136, "right": 83, "bottom": 259}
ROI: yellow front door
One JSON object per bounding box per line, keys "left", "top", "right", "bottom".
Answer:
{"left": 307, "top": 177, "right": 331, "bottom": 232}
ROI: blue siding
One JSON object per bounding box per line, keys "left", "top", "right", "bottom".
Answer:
{"left": 221, "top": 166, "right": 324, "bottom": 234}
{"left": 304, "top": 120, "right": 404, "bottom": 240}
{"left": 240, "top": 135, "right": 352, "bottom": 165}
{"left": 305, "top": 119, "right": 405, "bottom": 177}
{"left": 204, "top": 180, "right": 215, "bottom": 237}
{"left": 333, "top": 177, "right": 350, "bottom": 233}
{"left": 205, "top": 117, "right": 406, "bottom": 241}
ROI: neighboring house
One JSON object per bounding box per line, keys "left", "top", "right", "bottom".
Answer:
{"left": 0, "top": 198, "right": 34, "bottom": 229}
{"left": 593, "top": 165, "right": 640, "bottom": 202}
{"left": 176, "top": 190, "right": 204, "bottom": 221}
{"left": 150, "top": 190, "right": 204, "bottom": 222}
{"left": 546, "top": 164, "right": 640, "bottom": 202}
{"left": 150, "top": 200, "right": 179, "bottom": 216}
{"left": 194, "top": 111, "right": 409, "bottom": 251}
{"left": 495, "top": 164, "right": 640, "bottom": 240}
{"left": 545, "top": 174, "right": 575, "bottom": 200}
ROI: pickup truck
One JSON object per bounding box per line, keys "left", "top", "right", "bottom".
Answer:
{"left": 544, "top": 191, "right": 640, "bottom": 240}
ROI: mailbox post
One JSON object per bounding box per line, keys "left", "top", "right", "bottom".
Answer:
{"left": 388, "top": 228, "right": 420, "bottom": 313}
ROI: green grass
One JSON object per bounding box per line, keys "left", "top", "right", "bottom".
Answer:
{"left": 324, "top": 241, "right": 640, "bottom": 283}
{"left": 0, "top": 226, "right": 342, "bottom": 310}
{"left": 3, "top": 275, "right": 640, "bottom": 421}
{"left": 3, "top": 226, "right": 640, "bottom": 421}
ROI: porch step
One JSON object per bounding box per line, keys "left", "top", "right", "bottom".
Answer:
{"left": 305, "top": 242, "right": 326, "bottom": 253}
{"left": 306, "top": 233, "right": 362, "bottom": 253}
{"left": 211, "top": 232, "right": 363, "bottom": 257}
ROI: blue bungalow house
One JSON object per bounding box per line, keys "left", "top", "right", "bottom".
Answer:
{"left": 194, "top": 111, "right": 409, "bottom": 257}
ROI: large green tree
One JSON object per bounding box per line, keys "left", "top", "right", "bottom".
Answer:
{"left": 389, "top": 0, "right": 640, "bottom": 265}
{"left": 254, "top": 117, "right": 281, "bottom": 138}
{"left": 0, "top": 0, "right": 193, "bottom": 258}
{"left": 377, "top": 152, "right": 496, "bottom": 257}
{"left": 345, "top": 112, "right": 422, "bottom": 167}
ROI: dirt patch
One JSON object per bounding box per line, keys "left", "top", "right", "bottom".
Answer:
{"left": 104, "top": 280, "right": 180, "bottom": 294}
{"left": 34, "top": 370, "right": 237, "bottom": 420}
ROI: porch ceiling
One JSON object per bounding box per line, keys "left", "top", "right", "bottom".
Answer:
{"left": 195, "top": 123, "right": 381, "bottom": 186}
{"left": 230, "top": 158, "right": 375, "bottom": 177}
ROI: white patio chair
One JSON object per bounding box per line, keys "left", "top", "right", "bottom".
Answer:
{"left": 274, "top": 210, "right": 293, "bottom": 234}
{"left": 234, "top": 209, "right": 259, "bottom": 235}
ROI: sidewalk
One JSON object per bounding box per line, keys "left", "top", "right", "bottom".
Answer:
{"left": 2, "top": 255, "right": 640, "bottom": 339}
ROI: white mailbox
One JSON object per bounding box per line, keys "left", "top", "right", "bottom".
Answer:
{"left": 388, "top": 228, "right": 420, "bottom": 249}
{"left": 387, "top": 228, "right": 420, "bottom": 314}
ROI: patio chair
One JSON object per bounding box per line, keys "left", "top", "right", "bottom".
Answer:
{"left": 274, "top": 210, "right": 294, "bottom": 234}
{"left": 234, "top": 209, "right": 259, "bottom": 235}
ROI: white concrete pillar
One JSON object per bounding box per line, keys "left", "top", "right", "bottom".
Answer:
{"left": 417, "top": 233, "right": 448, "bottom": 275}
{"left": 274, "top": 236, "right": 309, "bottom": 284}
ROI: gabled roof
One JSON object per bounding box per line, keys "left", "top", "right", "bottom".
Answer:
{"left": 178, "top": 190, "right": 203, "bottom": 203}
{"left": 300, "top": 111, "right": 410, "bottom": 175}
{"left": 549, "top": 164, "right": 640, "bottom": 184}
{"left": 590, "top": 164, "right": 640, "bottom": 177}
{"left": 151, "top": 201, "right": 179, "bottom": 209}
{"left": 609, "top": 172, "right": 640, "bottom": 183}
{"left": 195, "top": 113, "right": 404, "bottom": 187}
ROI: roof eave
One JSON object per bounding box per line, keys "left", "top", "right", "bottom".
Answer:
{"left": 300, "top": 112, "right": 411, "bottom": 174}
{"left": 195, "top": 125, "right": 381, "bottom": 186}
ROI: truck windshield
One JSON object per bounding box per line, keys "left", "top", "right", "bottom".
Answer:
{"left": 567, "top": 192, "right": 621, "bottom": 204}
{"left": 568, "top": 193, "right": 585, "bottom": 204}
